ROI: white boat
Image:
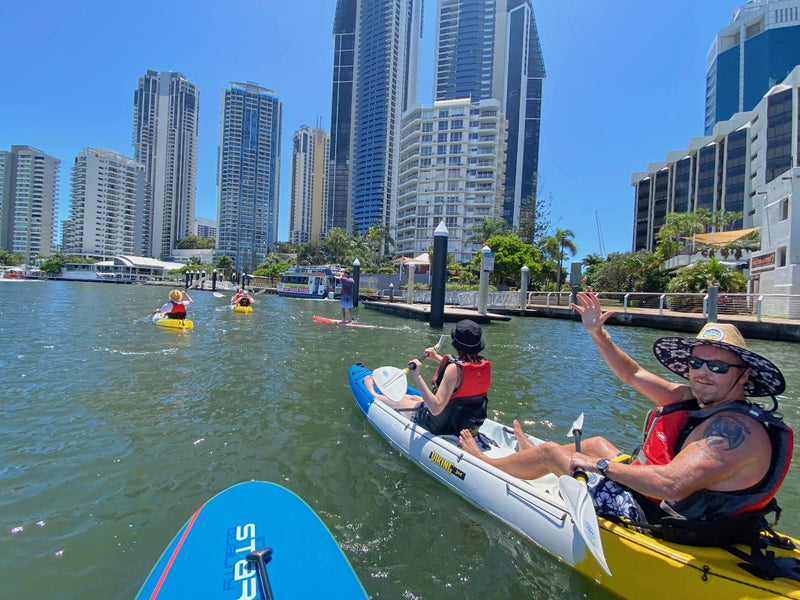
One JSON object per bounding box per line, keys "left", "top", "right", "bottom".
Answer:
{"left": 276, "top": 265, "right": 343, "bottom": 299}
{"left": 348, "top": 364, "right": 800, "bottom": 600}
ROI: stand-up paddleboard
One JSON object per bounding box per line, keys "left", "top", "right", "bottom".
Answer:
{"left": 136, "top": 481, "right": 367, "bottom": 599}
{"left": 312, "top": 315, "right": 376, "bottom": 329}
{"left": 152, "top": 314, "right": 194, "bottom": 330}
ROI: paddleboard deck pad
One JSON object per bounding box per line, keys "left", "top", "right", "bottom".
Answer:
{"left": 312, "top": 315, "right": 376, "bottom": 328}
{"left": 136, "top": 481, "right": 367, "bottom": 599}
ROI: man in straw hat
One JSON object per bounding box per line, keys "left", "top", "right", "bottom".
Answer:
{"left": 460, "top": 292, "right": 792, "bottom": 530}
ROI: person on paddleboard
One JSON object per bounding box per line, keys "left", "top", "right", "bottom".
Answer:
{"left": 366, "top": 319, "right": 492, "bottom": 437}
{"left": 459, "top": 292, "right": 791, "bottom": 537}
{"left": 157, "top": 289, "right": 194, "bottom": 320}
{"left": 340, "top": 270, "right": 355, "bottom": 323}
{"left": 231, "top": 288, "right": 253, "bottom": 307}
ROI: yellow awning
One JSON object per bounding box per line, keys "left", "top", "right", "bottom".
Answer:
{"left": 690, "top": 227, "right": 760, "bottom": 245}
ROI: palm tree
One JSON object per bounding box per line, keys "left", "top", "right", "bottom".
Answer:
{"left": 467, "top": 216, "right": 511, "bottom": 246}
{"left": 322, "top": 228, "right": 352, "bottom": 264}
{"left": 543, "top": 229, "right": 577, "bottom": 292}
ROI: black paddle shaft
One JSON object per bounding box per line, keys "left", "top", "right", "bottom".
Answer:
{"left": 572, "top": 428, "right": 588, "bottom": 483}
{"left": 247, "top": 548, "right": 275, "bottom": 600}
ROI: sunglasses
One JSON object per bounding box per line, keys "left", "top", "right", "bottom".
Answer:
{"left": 687, "top": 356, "right": 747, "bottom": 374}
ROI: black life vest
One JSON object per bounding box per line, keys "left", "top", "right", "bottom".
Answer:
{"left": 239, "top": 296, "right": 251, "bottom": 306}
{"left": 636, "top": 399, "right": 793, "bottom": 520}
{"left": 415, "top": 355, "right": 490, "bottom": 436}
{"left": 167, "top": 301, "right": 186, "bottom": 319}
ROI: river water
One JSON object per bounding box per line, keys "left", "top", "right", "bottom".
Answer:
{"left": 1, "top": 280, "right": 799, "bottom": 599}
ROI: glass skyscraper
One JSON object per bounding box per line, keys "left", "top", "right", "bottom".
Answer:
{"left": 347, "top": 0, "right": 423, "bottom": 236}
{"left": 705, "top": 0, "right": 800, "bottom": 134}
{"left": 216, "top": 82, "right": 282, "bottom": 273}
{"left": 434, "top": 0, "right": 545, "bottom": 227}
{"left": 132, "top": 70, "right": 199, "bottom": 259}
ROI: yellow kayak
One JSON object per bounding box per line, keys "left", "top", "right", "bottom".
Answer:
{"left": 152, "top": 314, "right": 194, "bottom": 330}
{"left": 232, "top": 305, "right": 253, "bottom": 314}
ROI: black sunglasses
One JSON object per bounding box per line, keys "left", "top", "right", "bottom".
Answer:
{"left": 687, "top": 356, "right": 747, "bottom": 374}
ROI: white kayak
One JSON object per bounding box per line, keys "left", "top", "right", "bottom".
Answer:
{"left": 348, "top": 364, "right": 800, "bottom": 600}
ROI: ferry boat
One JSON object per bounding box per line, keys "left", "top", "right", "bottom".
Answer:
{"left": 276, "top": 265, "right": 344, "bottom": 299}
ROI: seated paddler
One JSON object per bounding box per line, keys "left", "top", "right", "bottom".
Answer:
{"left": 460, "top": 292, "right": 791, "bottom": 539}
{"left": 157, "top": 289, "right": 194, "bottom": 320}
{"left": 367, "top": 319, "right": 492, "bottom": 437}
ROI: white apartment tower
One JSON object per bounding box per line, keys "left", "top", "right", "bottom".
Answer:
{"left": 132, "top": 70, "right": 199, "bottom": 259}
{"left": 0, "top": 145, "right": 59, "bottom": 260}
{"left": 397, "top": 98, "right": 507, "bottom": 263}
{"left": 63, "top": 148, "right": 147, "bottom": 259}
{"left": 290, "top": 126, "right": 329, "bottom": 244}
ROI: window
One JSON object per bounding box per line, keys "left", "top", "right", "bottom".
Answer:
{"left": 777, "top": 245, "right": 787, "bottom": 267}
{"left": 779, "top": 198, "right": 789, "bottom": 221}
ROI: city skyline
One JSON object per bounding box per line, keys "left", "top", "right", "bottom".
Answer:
{"left": 0, "top": 0, "right": 748, "bottom": 259}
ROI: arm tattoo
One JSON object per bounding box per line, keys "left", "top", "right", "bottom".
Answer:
{"left": 704, "top": 416, "right": 750, "bottom": 451}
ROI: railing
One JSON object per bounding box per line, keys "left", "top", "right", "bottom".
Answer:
{"left": 372, "top": 289, "right": 800, "bottom": 321}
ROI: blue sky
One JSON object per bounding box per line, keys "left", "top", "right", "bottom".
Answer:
{"left": 0, "top": 0, "right": 746, "bottom": 260}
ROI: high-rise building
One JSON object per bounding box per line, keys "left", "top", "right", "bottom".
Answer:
{"left": 397, "top": 98, "right": 507, "bottom": 263}
{"left": 326, "top": 0, "right": 357, "bottom": 233}
{"left": 705, "top": 0, "right": 800, "bottom": 134}
{"left": 0, "top": 145, "right": 59, "bottom": 260}
{"left": 194, "top": 216, "right": 217, "bottom": 240}
{"left": 434, "top": 0, "right": 545, "bottom": 227}
{"left": 62, "top": 148, "right": 147, "bottom": 259}
{"left": 132, "top": 70, "right": 199, "bottom": 259}
{"left": 290, "top": 126, "right": 329, "bottom": 244}
{"left": 348, "top": 0, "right": 423, "bottom": 236}
{"left": 216, "top": 82, "right": 282, "bottom": 273}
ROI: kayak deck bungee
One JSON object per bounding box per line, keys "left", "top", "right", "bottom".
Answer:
{"left": 152, "top": 314, "right": 193, "bottom": 330}
{"left": 348, "top": 364, "right": 800, "bottom": 600}
{"left": 136, "top": 481, "right": 367, "bottom": 599}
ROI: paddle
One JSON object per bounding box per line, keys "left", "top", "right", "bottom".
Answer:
{"left": 557, "top": 413, "right": 611, "bottom": 576}
{"left": 372, "top": 335, "right": 447, "bottom": 402}
{"left": 212, "top": 291, "right": 225, "bottom": 298}
{"left": 246, "top": 548, "right": 275, "bottom": 600}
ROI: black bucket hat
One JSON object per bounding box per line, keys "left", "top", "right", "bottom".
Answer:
{"left": 451, "top": 320, "right": 484, "bottom": 353}
{"left": 652, "top": 323, "right": 785, "bottom": 398}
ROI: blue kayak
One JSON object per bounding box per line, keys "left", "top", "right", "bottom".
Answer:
{"left": 136, "top": 481, "right": 367, "bottom": 599}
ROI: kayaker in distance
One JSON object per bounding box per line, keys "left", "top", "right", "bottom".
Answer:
{"left": 340, "top": 270, "right": 354, "bottom": 323}
{"left": 459, "top": 292, "right": 792, "bottom": 534}
{"left": 157, "top": 289, "right": 193, "bottom": 320}
{"left": 231, "top": 288, "right": 254, "bottom": 307}
{"left": 366, "top": 319, "right": 491, "bottom": 437}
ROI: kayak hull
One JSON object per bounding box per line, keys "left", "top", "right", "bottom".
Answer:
{"left": 152, "top": 315, "right": 193, "bottom": 330}
{"left": 136, "top": 481, "right": 367, "bottom": 599}
{"left": 348, "top": 364, "right": 800, "bottom": 600}
{"left": 232, "top": 305, "right": 253, "bottom": 313}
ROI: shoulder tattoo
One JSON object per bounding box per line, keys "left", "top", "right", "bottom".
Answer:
{"left": 703, "top": 415, "right": 751, "bottom": 451}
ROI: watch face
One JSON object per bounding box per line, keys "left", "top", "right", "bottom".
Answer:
{"left": 597, "top": 459, "right": 609, "bottom": 473}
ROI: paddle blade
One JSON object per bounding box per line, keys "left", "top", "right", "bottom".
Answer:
{"left": 212, "top": 292, "right": 225, "bottom": 298}
{"left": 372, "top": 366, "right": 408, "bottom": 403}
{"left": 558, "top": 475, "right": 611, "bottom": 576}
{"left": 568, "top": 412, "right": 585, "bottom": 439}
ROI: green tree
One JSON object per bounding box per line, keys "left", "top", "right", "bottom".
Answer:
{"left": 467, "top": 216, "right": 511, "bottom": 246}
{"left": 655, "top": 211, "right": 706, "bottom": 260}
{"left": 176, "top": 235, "right": 215, "bottom": 249}
{"left": 541, "top": 229, "right": 577, "bottom": 291}
{"left": 666, "top": 256, "right": 747, "bottom": 293}
{"left": 475, "top": 234, "right": 542, "bottom": 288}
{"left": 216, "top": 255, "right": 234, "bottom": 280}
{"left": 590, "top": 251, "right": 668, "bottom": 292}
{"left": 322, "top": 227, "right": 352, "bottom": 264}
{"left": 296, "top": 242, "right": 327, "bottom": 265}
{"left": 254, "top": 254, "right": 292, "bottom": 283}
{"left": 0, "top": 250, "right": 25, "bottom": 266}
{"left": 517, "top": 174, "right": 553, "bottom": 245}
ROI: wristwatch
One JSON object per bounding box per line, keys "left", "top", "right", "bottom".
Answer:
{"left": 596, "top": 458, "right": 610, "bottom": 478}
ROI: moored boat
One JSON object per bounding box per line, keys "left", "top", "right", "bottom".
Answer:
{"left": 348, "top": 364, "right": 800, "bottom": 599}
{"left": 277, "top": 265, "right": 343, "bottom": 299}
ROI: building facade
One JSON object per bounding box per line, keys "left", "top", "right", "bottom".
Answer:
{"left": 397, "top": 98, "right": 507, "bottom": 263}
{"left": 705, "top": 0, "right": 800, "bottom": 134}
{"left": 216, "top": 82, "right": 282, "bottom": 273}
{"left": 132, "top": 70, "right": 199, "bottom": 259}
{"left": 434, "top": 0, "right": 545, "bottom": 227}
{"left": 194, "top": 216, "right": 217, "bottom": 239}
{"left": 326, "top": 0, "right": 357, "bottom": 233}
{"left": 63, "top": 148, "right": 147, "bottom": 259}
{"left": 349, "top": 0, "right": 422, "bottom": 236}
{"left": 290, "top": 126, "right": 329, "bottom": 244}
{"left": 0, "top": 145, "right": 59, "bottom": 260}
{"left": 633, "top": 66, "right": 800, "bottom": 296}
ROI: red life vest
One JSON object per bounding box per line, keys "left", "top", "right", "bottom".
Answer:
{"left": 636, "top": 399, "right": 793, "bottom": 519}
{"left": 167, "top": 301, "right": 186, "bottom": 319}
{"left": 415, "top": 355, "right": 491, "bottom": 436}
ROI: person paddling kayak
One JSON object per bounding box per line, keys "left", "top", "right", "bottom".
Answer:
{"left": 460, "top": 292, "right": 792, "bottom": 538}
{"left": 156, "top": 289, "right": 193, "bottom": 319}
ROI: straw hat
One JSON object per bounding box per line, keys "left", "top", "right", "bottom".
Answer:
{"left": 168, "top": 289, "right": 182, "bottom": 302}
{"left": 652, "top": 323, "right": 785, "bottom": 398}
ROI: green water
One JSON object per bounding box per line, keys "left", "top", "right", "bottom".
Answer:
{"left": 2, "top": 281, "right": 799, "bottom": 599}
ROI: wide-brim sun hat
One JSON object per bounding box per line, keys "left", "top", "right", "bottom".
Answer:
{"left": 653, "top": 322, "right": 785, "bottom": 398}
{"left": 451, "top": 319, "right": 485, "bottom": 353}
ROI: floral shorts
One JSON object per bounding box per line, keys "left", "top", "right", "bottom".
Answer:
{"left": 586, "top": 474, "right": 643, "bottom": 523}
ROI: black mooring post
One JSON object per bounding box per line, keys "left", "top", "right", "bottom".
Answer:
{"left": 352, "top": 259, "right": 361, "bottom": 309}
{"left": 429, "top": 221, "right": 448, "bottom": 329}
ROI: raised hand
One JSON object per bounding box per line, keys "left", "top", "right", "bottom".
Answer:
{"left": 571, "top": 292, "right": 614, "bottom": 333}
